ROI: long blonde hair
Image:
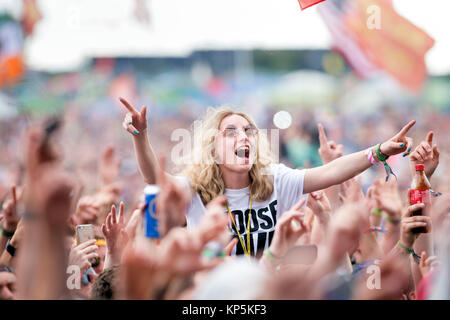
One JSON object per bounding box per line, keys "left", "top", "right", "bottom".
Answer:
{"left": 180, "top": 106, "right": 274, "bottom": 205}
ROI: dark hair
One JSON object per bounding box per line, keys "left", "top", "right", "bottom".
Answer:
{"left": 90, "top": 265, "right": 120, "bottom": 300}
{"left": 0, "top": 264, "right": 14, "bottom": 273}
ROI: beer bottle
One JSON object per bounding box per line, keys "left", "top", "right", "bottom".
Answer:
{"left": 408, "top": 164, "right": 431, "bottom": 233}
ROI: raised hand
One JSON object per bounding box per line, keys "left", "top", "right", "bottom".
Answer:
{"left": 156, "top": 156, "right": 190, "bottom": 236}
{"left": 125, "top": 202, "right": 146, "bottom": 243}
{"left": 409, "top": 131, "right": 440, "bottom": 179}
{"left": 1, "top": 186, "right": 21, "bottom": 234}
{"left": 99, "top": 145, "right": 122, "bottom": 186}
{"left": 73, "top": 196, "right": 100, "bottom": 225}
{"left": 68, "top": 239, "right": 99, "bottom": 275}
{"left": 268, "top": 198, "right": 307, "bottom": 258}
{"left": 373, "top": 178, "right": 403, "bottom": 221}
{"left": 379, "top": 120, "right": 415, "bottom": 156}
{"left": 120, "top": 97, "right": 147, "bottom": 136}
{"left": 102, "top": 202, "right": 129, "bottom": 266}
{"left": 400, "top": 203, "right": 432, "bottom": 249}
{"left": 419, "top": 251, "right": 440, "bottom": 277}
{"left": 339, "top": 178, "right": 365, "bottom": 204}
{"left": 308, "top": 190, "right": 331, "bottom": 223}
{"left": 317, "top": 123, "right": 344, "bottom": 164}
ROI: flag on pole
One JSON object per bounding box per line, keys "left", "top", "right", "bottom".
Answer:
{"left": 298, "top": 0, "right": 327, "bottom": 10}
{"left": 317, "top": 0, "right": 434, "bottom": 92}
{"left": 317, "top": 0, "right": 379, "bottom": 78}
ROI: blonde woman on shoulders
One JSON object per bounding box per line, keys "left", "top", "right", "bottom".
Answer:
{"left": 119, "top": 97, "right": 415, "bottom": 257}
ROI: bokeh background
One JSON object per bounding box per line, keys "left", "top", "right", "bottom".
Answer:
{"left": 1, "top": 0, "right": 449, "bottom": 204}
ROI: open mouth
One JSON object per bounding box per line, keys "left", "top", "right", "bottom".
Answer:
{"left": 235, "top": 146, "right": 250, "bottom": 159}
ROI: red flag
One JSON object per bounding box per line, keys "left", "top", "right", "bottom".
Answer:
{"left": 344, "top": 0, "right": 434, "bottom": 91}
{"left": 298, "top": 0, "right": 327, "bottom": 10}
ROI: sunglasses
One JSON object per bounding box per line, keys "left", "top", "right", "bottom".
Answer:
{"left": 222, "top": 125, "right": 258, "bottom": 138}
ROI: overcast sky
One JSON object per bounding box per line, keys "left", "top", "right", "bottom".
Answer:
{"left": 2, "top": 0, "right": 449, "bottom": 74}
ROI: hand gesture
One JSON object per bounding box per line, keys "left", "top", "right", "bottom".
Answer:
{"left": 73, "top": 196, "right": 99, "bottom": 225}
{"left": 269, "top": 198, "right": 307, "bottom": 258}
{"left": 419, "top": 251, "right": 440, "bottom": 277}
{"left": 68, "top": 239, "right": 99, "bottom": 274}
{"left": 1, "top": 186, "right": 21, "bottom": 233}
{"left": 400, "top": 203, "right": 432, "bottom": 248}
{"left": 373, "top": 178, "right": 403, "bottom": 220}
{"left": 99, "top": 145, "right": 122, "bottom": 186}
{"left": 339, "top": 178, "right": 365, "bottom": 204}
{"left": 409, "top": 131, "right": 440, "bottom": 179}
{"left": 379, "top": 120, "right": 415, "bottom": 156}
{"left": 317, "top": 123, "right": 344, "bottom": 164}
{"left": 156, "top": 156, "right": 190, "bottom": 236}
{"left": 308, "top": 190, "right": 331, "bottom": 224}
{"left": 102, "top": 202, "right": 129, "bottom": 264}
{"left": 120, "top": 97, "right": 147, "bottom": 136}
{"left": 23, "top": 127, "right": 74, "bottom": 226}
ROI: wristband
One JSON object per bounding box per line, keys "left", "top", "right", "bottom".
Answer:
{"left": 364, "top": 226, "right": 386, "bottom": 233}
{"left": 1, "top": 228, "right": 15, "bottom": 239}
{"left": 375, "top": 143, "right": 397, "bottom": 182}
{"left": 6, "top": 238, "right": 16, "bottom": 257}
{"left": 397, "top": 240, "right": 421, "bottom": 264}
{"left": 265, "top": 249, "right": 281, "bottom": 269}
{"left": 371, "top": 209, "right": 382, "bottom": 217}
{"left": 366, "top": 148, "right": 377, "bottom": 165}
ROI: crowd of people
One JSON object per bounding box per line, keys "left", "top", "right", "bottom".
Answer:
{"left": 0, "top": 93, "right": 449, "bottom": 300}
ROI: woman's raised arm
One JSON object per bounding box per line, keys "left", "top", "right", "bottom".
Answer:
{"left": 120, "top": 97, "right": 166, "bottom": 184}
{"left": 303, "top": 120, "right": 416, "bottom": 194}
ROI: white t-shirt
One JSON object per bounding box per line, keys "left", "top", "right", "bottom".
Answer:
{"left": 176, "top": 163, "right": 308, "bottom": 257}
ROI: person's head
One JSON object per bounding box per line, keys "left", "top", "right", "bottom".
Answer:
{"left": 90, "top": 265, "right": 120, "bottom": 300}
{"left": 182, "top": 107, "right": 274, "bottom": 204}
{"left": 0, "top": 265, "right": 16, "bottom": 300}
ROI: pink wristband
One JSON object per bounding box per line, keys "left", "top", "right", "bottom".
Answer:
{"left": 366, "top": 148, "right": 377, "bottom": 165}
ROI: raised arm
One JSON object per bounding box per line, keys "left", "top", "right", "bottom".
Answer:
{"left": 303, "top": 120, "right": 416, "bottom": 194}
{"left": 120, "top": 97, "right": 162, "bottom": 184}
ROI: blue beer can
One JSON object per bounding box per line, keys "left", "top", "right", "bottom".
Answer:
{"left": 144, "top": 185, "right": 160, "bottom": 238}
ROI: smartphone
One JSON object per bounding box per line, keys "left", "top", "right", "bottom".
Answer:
{"left": 282, "top": 244, "right": 318, "bottom": 265}
{"left": 75, "top": 224, "right": 95, "bottom": 245}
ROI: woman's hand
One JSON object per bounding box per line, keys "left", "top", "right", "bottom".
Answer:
{"left": 379, "top": 120, "right": 415, "bottom": 156}
{"left": 269, "top": 198, "right": 307, "bottom": 258}
{"left": 120, "top": 97, "right": 147, "bottom": 136}
{"left": 409, "top": 131, "right": 440, "bottom": 179}
{"left": 317, "top": 123, "right": 344, "bottom": 164}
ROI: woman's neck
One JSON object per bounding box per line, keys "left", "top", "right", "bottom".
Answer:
{"left": 221, "top": 168, "right": 250, "bottom": 189}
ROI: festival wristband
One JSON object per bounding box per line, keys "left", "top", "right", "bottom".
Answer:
{"left": 374, "top": 143, "right": 397, "bottom": 182}
{"left": 366, "top": 148, "right": 377, "bottom": 165}
{"left": 364, "top": 226, "right": 386, "bottom": 233}
{"left": 265, "top": 249, "right": 281, "bottom": 268}
{"left": 371, "top": 209, "right": 382, "bottom": 217}
{"left": 397, "top": 240, "right": 421, "bottom": 264}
